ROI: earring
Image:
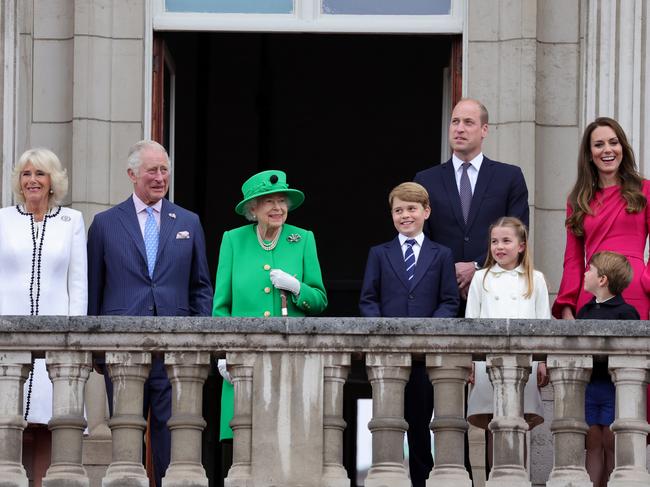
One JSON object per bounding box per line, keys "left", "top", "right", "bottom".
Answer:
{"left": 49, "top": 189, "right": 53, "bottom": 194}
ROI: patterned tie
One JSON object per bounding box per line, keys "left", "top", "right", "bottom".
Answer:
{"left": 404, "top": 239, "right": 417, "bottom": 284}
{"left": 144, "top": 207, "right": 159, "bottom": 278}
{"left": 459, "top": 161, "right": 473, "bottom": 223}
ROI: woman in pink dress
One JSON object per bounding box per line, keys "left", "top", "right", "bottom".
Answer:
{"left": 553, "top": 117, "right": 650, "bottom": 485}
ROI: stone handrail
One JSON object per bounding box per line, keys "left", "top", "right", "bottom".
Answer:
{"left": 0, "top": 316, "right": 647, "bottom": 487}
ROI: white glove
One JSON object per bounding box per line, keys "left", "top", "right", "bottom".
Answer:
{"left": 270, "top": 269, "right": 301, "bottom": 295}
{"left": 217, "top": 359, "right": 233, "bottom": 384}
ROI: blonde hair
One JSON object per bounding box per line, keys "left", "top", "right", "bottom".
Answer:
{"left": 12, "top": 148, "right": 68, "bottom": 207}
{"left": 388, "top": 182, "right": 430, "bottom": 209}
{"left": 482, "top": 216, "right": 534, "bottom": 298}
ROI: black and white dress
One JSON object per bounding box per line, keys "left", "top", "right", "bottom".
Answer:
{"left": 0, "top": 205, "right": 87, "bottom": 424}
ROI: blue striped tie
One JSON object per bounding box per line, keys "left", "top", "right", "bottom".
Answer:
{"left": 144, "top": 207, "right": 159, "bottom": 278}
{"left": 405, "top": 239, "right": 417, "bottom": 284}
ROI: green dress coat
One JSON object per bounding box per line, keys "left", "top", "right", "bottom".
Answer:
{"left": 212, "top": 223, "right": 327, "bottom": 439}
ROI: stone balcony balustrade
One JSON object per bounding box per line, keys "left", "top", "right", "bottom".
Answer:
{"left": 0, "top": 316, "right": 648, "bottom": 487}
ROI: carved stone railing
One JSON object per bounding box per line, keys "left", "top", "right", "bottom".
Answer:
{"left": 0, "top": 316, "right": 648, "bottom": 487}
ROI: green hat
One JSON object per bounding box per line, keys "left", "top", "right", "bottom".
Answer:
{"left": 235, "top": 169, "right": 305, "bottom": 216}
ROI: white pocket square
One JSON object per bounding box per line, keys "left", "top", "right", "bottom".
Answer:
{"left": 176, "top": 231, "right": 190, "bottom": 239}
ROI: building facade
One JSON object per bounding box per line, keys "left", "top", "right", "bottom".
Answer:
{"left": 0, "top": 1, "right": 649, "bottom": 485}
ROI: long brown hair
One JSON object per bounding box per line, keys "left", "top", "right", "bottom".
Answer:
{"left": 482, "top": 217, "right": 534, "bottom": 298}
{"left": 566, "top": 117, "right": 645, "bottom": 236}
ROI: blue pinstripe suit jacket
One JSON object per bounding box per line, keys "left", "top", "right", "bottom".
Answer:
{"left": 87, "top": 197, "right": 213, "bottom": 316}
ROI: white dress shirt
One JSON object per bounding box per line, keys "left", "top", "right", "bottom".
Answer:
{"left": 452, "top": 152, "right": 484, "bottom": 194}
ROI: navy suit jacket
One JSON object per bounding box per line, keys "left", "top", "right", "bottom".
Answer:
{"left": 359, "top": 236, "right": 459, "bottom": 317}
{"left": 87, "top": 197, "right": 213, "bottom": 317}
{"left": 414, "top": 157, "right": 529, "bottom": 265}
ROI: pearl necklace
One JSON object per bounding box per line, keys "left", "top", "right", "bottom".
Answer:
{"left": 256, "top": 224, "right": 281, "bottom": 251}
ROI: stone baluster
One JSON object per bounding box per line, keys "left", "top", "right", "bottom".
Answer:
{"left": 365, "top": 352, "right": 410, "bottom": 487}
{"left": 224, "top": 352, "right": 256, "bottom": 487}
{"left": 162, "top": 352, "right": 211, "bottom": 487}
{"left": 43, "top": 351, "right": 93, "bottom": 487}
{"left": 608, "top": 355, "right": 650, "bottom": 487}
{"left": 321, "top": 353, "right": 351, "bottom": 487}
{"left": 0, "top": 351, "right": 31, "bottom": 487}
{"left": 102, "top": 352, "right": 151, "bottom": 487}
{"left": 485, "top": 354, "right": 530, "bottom": 487}
{"left": 546, "top": 354, "right": 592, "bottom": 487}
{"left": 426, "top": 353, "right": 472, "bottom": 487}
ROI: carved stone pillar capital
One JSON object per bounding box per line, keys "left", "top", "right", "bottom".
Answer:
{"left": 224, "top": 352, "right": 256, "bottom": 487}
{"left": 485, "top": 354, "right": 531, "bottom": 487}
{"left": 426, "top": 353, "right": 472, "bottom": 487}
{"left": 102, "top": 352, "right": 151, "bottom": 487}
{"left": 162, "top": 351, "right": 210, "bottom": 487}
{"left": 321, "top": 353, "right": 351, "bottom": 487}
{"left": 0, "top": 351, "right": 31, "bottom": 487}
{"left": 43, "top": 351, "right": 92, "bottom": 487}
{"left": 365, "top": 352, "right": 410, "bottom": 487}
{"left": 608, "top": 355, "right": 650, "bottom": 487}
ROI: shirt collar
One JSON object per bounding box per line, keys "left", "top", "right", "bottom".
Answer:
{"left": 452, "top": 152, "right": 484, "bottom": 173}
{"left": 489, "top": 263, "right": 524, "bottom": 275}
{"left": 398, "top": 232, "right": 424, "bottom": 247}
{"left": 132, "top": 193, "right": 162, "bottom": 214}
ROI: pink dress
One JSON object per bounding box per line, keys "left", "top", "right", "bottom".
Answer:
{"left": 553, "top": 181, "right": 650, "bottom": 421}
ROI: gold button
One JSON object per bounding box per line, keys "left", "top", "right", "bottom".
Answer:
{"left": 263, "top": 311, "right": 271, "bottom": 317}
{"left": 264, "top": 287, "right": 271, "bottom": 294}
{"left": 264, "top": 264, "right": 271, "bottom": 271}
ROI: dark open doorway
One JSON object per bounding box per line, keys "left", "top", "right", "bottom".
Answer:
{"left": 160, "top": 31, "right": 454, "bottom": 317}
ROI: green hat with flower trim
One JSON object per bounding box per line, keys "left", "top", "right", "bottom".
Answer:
{"left": 235, "top": 169, "right": 305, "bottom": 216}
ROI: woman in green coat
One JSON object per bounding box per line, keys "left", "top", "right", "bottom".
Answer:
{"left": 213, "top": 169, "right": 327, "bottom": 442}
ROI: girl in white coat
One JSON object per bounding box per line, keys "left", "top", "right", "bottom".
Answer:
{"left": 465, "top": 216, "right": 550, "bottom": 472}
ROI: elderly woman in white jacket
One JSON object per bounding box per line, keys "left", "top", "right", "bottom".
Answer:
{"left": 0, "top": 148, "right": 87, "bottom": 441}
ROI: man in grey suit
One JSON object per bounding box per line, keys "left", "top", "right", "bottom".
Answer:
{"left": 87, "top": 140, "right": 213, "bottom": 487}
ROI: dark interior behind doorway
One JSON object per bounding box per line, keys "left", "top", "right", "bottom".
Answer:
{"left": 163, "top": 31, "right": 452, "bottom": 317}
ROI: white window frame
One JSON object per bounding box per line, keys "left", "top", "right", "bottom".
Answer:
{"left": 144, "top": 0, "right": 468, "bottom": 139}
{"left": 150, "top": 0, "right": 465, "bottom": 33}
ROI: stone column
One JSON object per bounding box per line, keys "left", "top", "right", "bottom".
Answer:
{"left": 102, "top": 352, "right": 151, "bottom": 487}
{"left": 42, "top": 351, "right": 93, "bottom": 487}
{"left": 365, "top": 352, "right": 410, "bottom": 487}
{"left": 162, "top": 352, "right": 211, "bottom": 487}
{"left": 0, "top": 351, "right": 31, "bottom": 487}
{"left": 485, "top": 354, "right": 531, "bottom": 487}
{"left": 546, "top": 354, "right": 592, "bottom": 487}
{"left": 224, "top": 352, "right": 256, "bottom": 487}
{"left": 608, "top": 355, "right": 650, "bottom": 487}
{"left": 321, "top": 353, "right": 351, "bottom": 487}
{"left": 426, "top": 353, "right": 472, "bottom": 487}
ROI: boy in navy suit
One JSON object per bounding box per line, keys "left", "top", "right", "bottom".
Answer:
{"left": 577, "top": 251, "right": 639, "bottom": 487}
{"left": 360, "top": 182, "right": 459, "bottom": 487}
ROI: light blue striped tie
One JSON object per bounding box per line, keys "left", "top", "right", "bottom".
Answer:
{"left": 405, "top": 239, "right": 416, "bottom": 284}
{"left": 144, "top": 207, "right": 158, "bottom": 278}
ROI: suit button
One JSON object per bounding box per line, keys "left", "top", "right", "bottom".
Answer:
{"left": 464, "top": 236, "right": 470, "bottom": 242}
{"left": 152, "top": 283, "right": 156, "bottom": 288}
{"left": 264, "top": 264, "right": 271, "bottom": 271}
{"left": 264, "top": 287, "right": 271, "bottom": 294}
{"left": 263, "top": 311, "right": 271, "bottom": 317}
{"left": 148, "top": 305, "right": 154, "bottom": 311}
{"left": 408, "top": 294, "right": 415, "bottom": 300}
{"left": 494, "top": 296, "right": 499, "bottom": 301}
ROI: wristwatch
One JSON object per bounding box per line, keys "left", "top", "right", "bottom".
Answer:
{"left": 473, "top": 262, "right": 480, "bottom": 270}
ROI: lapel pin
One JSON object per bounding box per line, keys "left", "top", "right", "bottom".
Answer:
{"left": 169, "top": 213, "right": 176, "bottom": 219}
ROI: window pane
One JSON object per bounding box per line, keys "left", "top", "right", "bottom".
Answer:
{"left": 322, "top": 0, "right": 450, "bottom": 15}
{"left": 166, "top": 0, "right": 293, "bottom": 14}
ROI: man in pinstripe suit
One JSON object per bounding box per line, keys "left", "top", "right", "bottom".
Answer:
{"left": 87, "top": 140, "right": 213, "bottom": 487}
